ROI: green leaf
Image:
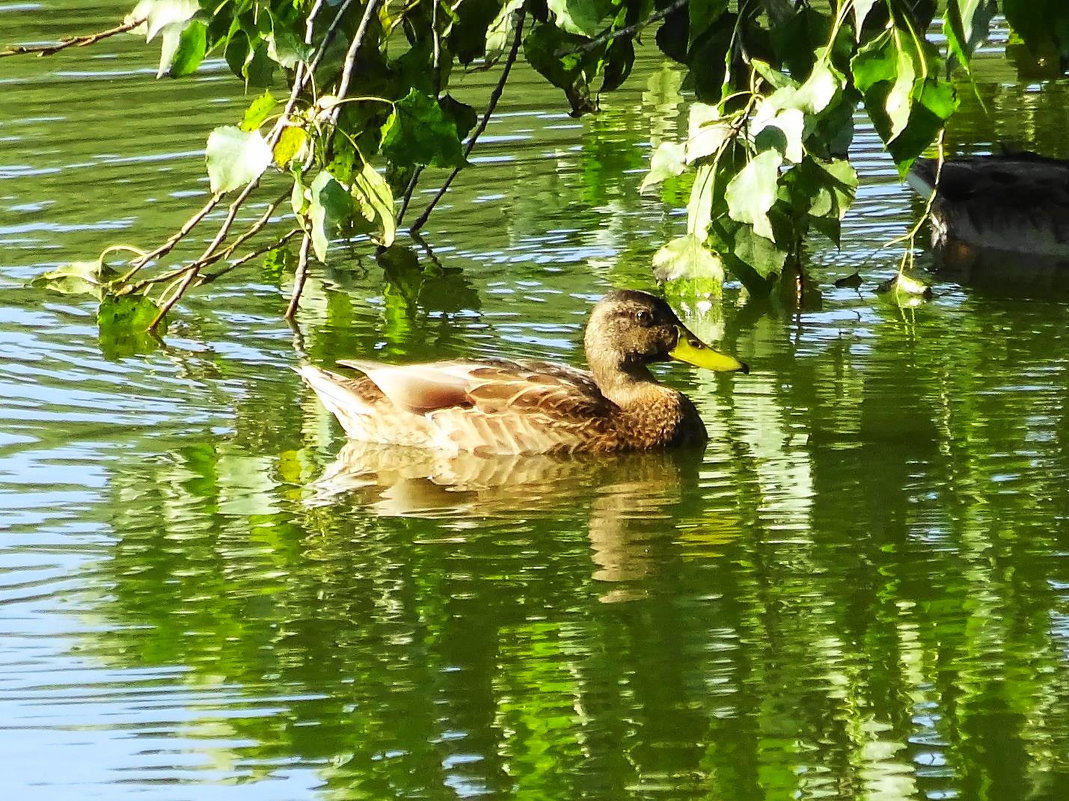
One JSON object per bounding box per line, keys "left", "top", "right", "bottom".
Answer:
{"left": 652, "top": 234, "right": 726, "bottom": 284}
{"left": 267, "top": 25, "right": 308, "bottom": 69}
{"left": 449, "top": 0, "right": 503, "bottom": 64}
{"left": 205, "top": 125, "right": 273, "bottom": 193}
{"left": 546, "top": 0, "right": 614, "bottom": 38}
{"left": 352, "top": 161, "right": 396, "bottom": 248}
{"left": 240, "top": 91, "right": 277, "bottom": 132}
{"left": 751, "top": 103, "right": 804, "bottom": 163}
{"left": 724, "top": 222, "right": 788, "bottom": 281}
{"left": 380, "top": 89, "right": 466, "bottom": 168}
{"left": 945, "top": 0, "right": 988, "bottom": 70}
{"left": 851, "top": 33, "right": 896, "bottom": 94}
{"left": 523, "top": 22, "right": 598, "bottom": 115}
{"left": 167, "top": 18, "right": 206, "bottom": 77}
{"left": 640, "top": 142, "right": 686, "bottom": 192}
{"left": 439, "top": 95, "right": 478, "bottom": 141}
{"left": 689, "top": 0, "right": 730, "bottom": 49}
{"left": 725, "top": 150, "right": 783, "bottom": 242}
{"left": 308, "top": 171, "right": 353, "bottom": 262}
{"left": 98, "top": 295, "right": 164, "bottom": 358}
{"left": 794, "top": 61, "right": 843, "bottom": 115}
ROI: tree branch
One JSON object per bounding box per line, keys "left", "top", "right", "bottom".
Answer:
{"left": 1, "top": 17, "right": 144, "bottom": 58}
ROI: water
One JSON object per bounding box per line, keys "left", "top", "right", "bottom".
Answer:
{"left": 3, "top": 5, "right": 1069, "bottom": 799}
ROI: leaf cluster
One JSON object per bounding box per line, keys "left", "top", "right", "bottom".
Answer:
{"left": 23, "top": 0, "right": 1069, "bottom": 328}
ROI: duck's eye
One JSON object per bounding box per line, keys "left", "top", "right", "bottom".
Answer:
{"left": 635, "top": 309, "right": 654, "bottom": 326}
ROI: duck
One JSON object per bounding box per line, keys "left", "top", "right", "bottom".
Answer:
{"left": 908, "top": 151, "right": 1069, "bottom": 255}
{"left": 297, "top": 289, "right": 748, "bottom": 455}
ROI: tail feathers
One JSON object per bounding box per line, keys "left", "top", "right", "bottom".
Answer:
{"left": 296, "top": 365, "right": 372, "bottom": 423}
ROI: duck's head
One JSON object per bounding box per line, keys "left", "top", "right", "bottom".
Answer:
{"left": 584, "top": 290, "right": 748, "bottom": 380}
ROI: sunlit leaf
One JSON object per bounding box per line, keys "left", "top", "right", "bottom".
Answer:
{"left": 752, "top": 103, "right": 804, "bottom": 163}
{"left": 274, "top": 125, "right": 307, "bottom": 169}
{"left": 725, "top": 150, "right": 783, "bottom": 241}
{"left": 877, "top": 272, "right": 933, "bottom": 305}
{"left": 685, "top": 103, "right": 731, "bottom": 163}
{"left": 31, "top": 261, "right": 115, "bottom": 299}
{"left": 241, "top": 91, "right": 277, "bottom": 132}
{"left": 352, "top": 161, "right": 396, "bottom": 247}
{"left": 485, "top": 0, "right": 525, "bottom": 63}
{"left": 205, "top": 125, "right": 273, "bottom": 193}
{"left": 125, "top": 0, "right": 198, "bottom": 41}
{"left": 308, "top": 171, "right": 353, "bottom": 262}
{"left": 887, "top": 43, "right": 917, "bottom": 141}
{"left": 794, "top": 61, "right": 843, "bottom": 115}
{"left": 652, "top": 234, "right": 725, "bottom": 284}
{"left": 640, "top": 142, "right": 686, "bottom": 192}
{"left": 851, "top": 33, "right": 896, "bottom": 94}
{"left": 852, "top": 0, "right": 880, "bottom": 34}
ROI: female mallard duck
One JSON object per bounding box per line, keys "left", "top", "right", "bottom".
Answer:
{"left": 298, "top": 290, "right": 748, "bottom": 455}
{"left": 908, "top": 152, "right": 1069, "bottom": 255}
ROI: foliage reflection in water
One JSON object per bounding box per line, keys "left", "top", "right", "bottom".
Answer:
{"left": 1, "top": 5, "right": 1069, "bottom": 801}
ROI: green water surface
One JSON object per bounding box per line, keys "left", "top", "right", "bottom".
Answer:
{"left": 2, "top": 5, "right": 1069, "bottom": 800}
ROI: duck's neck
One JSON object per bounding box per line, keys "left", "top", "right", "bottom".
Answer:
{"left": 591, "top": 358, "right": 707, "bottom": 449}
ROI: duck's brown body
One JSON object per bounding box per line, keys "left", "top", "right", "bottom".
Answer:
{"left": 298, "top": 290, "right": 747, "bottom": 456}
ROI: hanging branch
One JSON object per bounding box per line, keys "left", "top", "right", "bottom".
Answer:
{"left": 554, "top": 0, "right": 688, "bottom": 57}
{"left": 409, "top": 8, "right": 527, "bottom": 233}
{"left": 1, "top": 17, "right": 145, "bottom": 58}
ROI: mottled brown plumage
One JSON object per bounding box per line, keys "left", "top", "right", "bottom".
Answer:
{"left": 298, "top": 290, "right": 748, "bottom": 455}
{"left": 909, "top": 152, "right": 1069, "bottom": 255}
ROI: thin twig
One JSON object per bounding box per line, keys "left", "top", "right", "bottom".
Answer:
{"left": 201, "top": 227, "right": 302, "bottom": 284}
{"left": 395, "top": 166, "right": 425, "bottom": 226}
{"left": 150, "top": 266, "right": 200, "bottom": 330}
{"left": 1, "top": 16, "right": 144, "bottom": 58}
{"left": 285, "top": 232, "right": 313, "bottom": 319}
{"left": 554, "top": 0, "right": 688, "bottom": 57}
{"left": 122, "top": 192, "right": 224, "bottom": 280}
{"left": 410, "top": 8, "right": 526, "bottom": 233}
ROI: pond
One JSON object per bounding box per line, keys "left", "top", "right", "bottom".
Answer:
{"left": 3, "top": 4, "right": 1069, "bottom": 799}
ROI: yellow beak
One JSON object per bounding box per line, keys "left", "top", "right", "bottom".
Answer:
{"left": 669, "top": 326, "right": 749, "bottom": 373}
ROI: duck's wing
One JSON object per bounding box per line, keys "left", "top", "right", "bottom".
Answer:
{"left": 910, "top": 155, "right": 1069, "bottom": 254}
{"left": 333, "top": 357, "right": 618, "bottom": 455}
{"left": 434, "top": 360, "right": 619, "bottom": 455}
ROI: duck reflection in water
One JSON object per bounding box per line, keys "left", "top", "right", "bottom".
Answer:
{"left": 305, "top": 441, "right": 727, "bottom": 603}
